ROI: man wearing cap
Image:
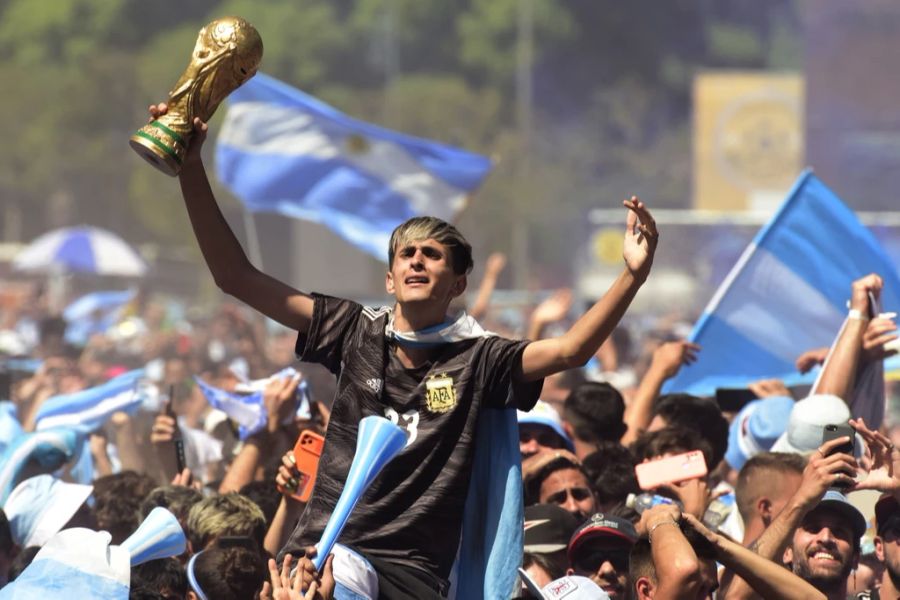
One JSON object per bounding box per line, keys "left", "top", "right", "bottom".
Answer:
{"left": 859, "top": 494, "right": 900, "bottom": 600}
{"left": 523, "top": 504, "right": 581, "bottom": 581}
{"left": 518, "top": 400, "right": 574, "bottom": 459}
{"left": 566, "top": 512, "right": 637, "bottom": 599}
{"left": 784, "top": 489, "right": 867, "bottom": 600}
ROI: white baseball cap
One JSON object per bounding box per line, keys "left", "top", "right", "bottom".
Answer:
{"left": 4, "top": 474, "right": 92, "bottom": 547}
{"left": 770, "top": 394, "right": 856, "bottom": 455}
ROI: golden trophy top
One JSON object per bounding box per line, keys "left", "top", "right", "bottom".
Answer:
{"left": 168, "top": 16, "right": 264, "bottom": 125}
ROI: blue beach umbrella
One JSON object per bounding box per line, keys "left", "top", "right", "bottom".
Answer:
{"left": 13, "top": 226, "right": 147, "bottom": 277}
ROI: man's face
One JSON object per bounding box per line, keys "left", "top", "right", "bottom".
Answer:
{"left": 520, "top": 424, "right": 566, "bottom": 458}
{"left": 570, "top": 539, "right": 631, "bottom": 599}
{"left": 789, "top": 506, "right": 858, "bottom": 593}
{"left": 386, "top": 238, "right": 464, "bottom": 306}
{"left": 539, "top": 468, "right": 595, "bottom": 520}
{"left": 876, "top": 520, "right": 900, "bottom": 588}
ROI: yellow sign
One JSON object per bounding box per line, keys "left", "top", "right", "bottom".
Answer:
{"left": 425, "top": 374, "right": 457, "bottom": 413}
{"left": 694, "top": 72, "right": 804, "bottom": 211}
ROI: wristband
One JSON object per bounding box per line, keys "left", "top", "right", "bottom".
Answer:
{"left": 847, "top": 308, "right": 868, "bottom": 321}
{"left": 648, "top": 520, "right": 679, "bottom": 541}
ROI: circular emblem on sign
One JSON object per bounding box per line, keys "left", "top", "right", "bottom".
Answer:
{"left": 591, "top": 228, "right": 623, "bottom": 265}
{"left": 713, "top": 90, "right": 802, "bottom": 191}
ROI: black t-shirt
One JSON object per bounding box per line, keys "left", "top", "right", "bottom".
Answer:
{"left": 281, "top": 294, "right": 542, "bottom": 585}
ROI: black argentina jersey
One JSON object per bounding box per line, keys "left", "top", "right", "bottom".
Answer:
{"left": 282, "top": 294, "right": 541, "bottom": 584}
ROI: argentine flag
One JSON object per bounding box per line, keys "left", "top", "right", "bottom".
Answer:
{"left": 194, "top": 367, "right": 310, "bottom": 440}
{"left": 34, "top": 369, "right": 146, "bottom": 433}
{"left": 666, "top": 170, "right": 900, "bottom": 396}
{"left": 215, "top": 73, "right": 493, "bottom": 260}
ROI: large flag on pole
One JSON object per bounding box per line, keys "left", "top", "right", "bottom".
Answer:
{"left": 215, "top": 73, "right": 493, "bottom": 260}
{"left": 665, "top": 170, "right": 900, "bottom": 396}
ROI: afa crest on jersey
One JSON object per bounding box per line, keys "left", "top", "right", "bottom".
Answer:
{"left": 425, "top": 373, "right": 457, "bottom": 413}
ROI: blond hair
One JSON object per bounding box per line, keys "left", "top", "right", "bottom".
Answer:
{"left": 388, "top": 217, "right": 473, "bottom": 275}
{"left": 185, "top": 493, "right": 266, "bottom": 550}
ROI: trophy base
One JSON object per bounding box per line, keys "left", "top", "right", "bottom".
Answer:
{"left": 129, "top": 136, "right": 181, "bottom": 177}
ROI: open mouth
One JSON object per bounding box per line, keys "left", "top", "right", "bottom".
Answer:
{"left": 405, "top": 276, "right": 429, "bottom": 285}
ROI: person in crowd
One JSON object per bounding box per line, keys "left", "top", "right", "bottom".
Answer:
{"left": 722, "top": 394, "right": 795, "bottom": 482}
{"left": 519, "top": 400, "right": 575, "bottom": 459}
{"left": 566, "top": 512, "right": 637, "bottom": 599}
{"left": 733, "top": 452, "right": 805, "bottom": 546}
{"left": 149, "top": 98, "right": 658, "bottom": 599}
{"left": 185, "top": 493, "right": 268, "bottom": 553}
{"left": 646, "top": 394, "right": 729, "bottom": 471}
{"left": 187, "top": 538, "right": 268, "bottom": 600}
{"left": 0, "top": 511, "right": 13, "bottom": 587}
{"left": 621, "top": 340, "right": 699, "bottom": 445}
{"left": 93, "top": 471, "right": 157, "bottom": 544}
{"left": 631, "top": 427, "right": 714, "bottom": 519}
{"left": 561, "top": 382, "right": 627, "bottom": 459}
{"left": 523, "top": 503, "right": 581, "bottom": 581}
{"left": 524, "top": 450, "right": 597, "bottom": 521}
{"left": 131, "top": 557, "right": 188, "bottom": 600}
{"left": 138, "top": 484, "right": 204, "bottom": 535}
{"left": 582, "top": 442, "right": 639, "bottom": 514}
{"left": 860, "top": 493, "right": 900, "bottom": 599}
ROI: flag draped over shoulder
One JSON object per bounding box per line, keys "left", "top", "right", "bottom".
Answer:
{"left": 215, "top": 72, "right": 493, "bottom": 260}
{"left": 666, "top": 170, "right": 900, "bottom": 396}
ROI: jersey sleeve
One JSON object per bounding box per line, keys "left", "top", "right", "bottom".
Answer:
{"left": 294, "top": 294, "right": 363, "bottom": 374}
{"left": 480, "top": 336, "right": 543, "bottom": 411}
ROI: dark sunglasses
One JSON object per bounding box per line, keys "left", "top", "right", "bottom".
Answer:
{"left": 573, "top": 547, "right": 630, "bottom": 573}
{"left": 545, "top": 486, "right": 593, "bottom": 505}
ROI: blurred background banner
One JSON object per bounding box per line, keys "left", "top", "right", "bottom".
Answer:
{"left": 214, "top": 72, "right": 493, "bottom": 261}
{"left": 665, "top": 170, "right": 900, "bottom": 396}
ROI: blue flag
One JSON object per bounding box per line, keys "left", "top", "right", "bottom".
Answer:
{"left": 215, "top": 73, "right": 493, "bottom": 260}
{"left": 34, "top": 369, "right": 146, "bottom": 433}
{"left": 665, "top": 170, "right": 900, "bottom": 396}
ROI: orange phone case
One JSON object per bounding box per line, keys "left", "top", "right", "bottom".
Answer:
{"left": 635, "top": 450, "right": 708, "bottom": 491}
{"left": 279, "top": 430, "right": 325, "bottom": 502}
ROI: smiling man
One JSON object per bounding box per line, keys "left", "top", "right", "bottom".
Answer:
{"left": 158, "top": 101, "right": 658, "bottom": 599}
{"left": 784, "top": 490, "right": 867, "bottom": 600}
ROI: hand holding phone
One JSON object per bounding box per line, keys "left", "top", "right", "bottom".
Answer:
{"left": 277, "top": 430, "right": 325, "bottom": 502}
{"left": 822, "top": 423, "right": 855, "bottom": 492}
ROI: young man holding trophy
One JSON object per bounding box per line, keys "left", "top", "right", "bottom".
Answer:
{"left": 138, "top": 20, "right": 659, "bottom": 596}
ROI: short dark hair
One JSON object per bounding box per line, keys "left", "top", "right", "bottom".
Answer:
{"left": 131, "top": 557, "right": 187, "bottom": 599}
{"left": 239, "top": 481, "right": 281, "bottom": 526}
{"left": 139, "top": 485, "right": 203, "bottom": 526}
{"left": 735, "top": 452, "right": 806, "bottom": 523}
{"left": 524, "top": 455, "right": 588, "bottom": 506}
{"left": 523, "top": 551, "right": 567, "bottom": 583}
{"left": 193, "top": 545, "right": 267, "bottom": 600}
{"left": 628, "top": 524, "right": 717, "bottom": 585}
{"left": 563, "top": 383, "right": 627, "bottom": 443}
{"left": 93, "top": 471, "right": 157, "bottom": 544}
{"left": 583, "top": 442, "right": 639, "bottom": 507}
{"left": 653, "top": 394, "right": 728, "bottom": 468}
{"left": 630, "top": 426, "right": 714, "bottom": 472}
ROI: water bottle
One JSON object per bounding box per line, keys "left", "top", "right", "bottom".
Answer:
{"left": 625, "top": 493, "right": 683, "bottom": 514}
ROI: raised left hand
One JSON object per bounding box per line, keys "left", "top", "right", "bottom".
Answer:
{"left": 850, "top": 417, "right": 899, "bottom": 494}
{"left": 622, "top": 196, "right": 658, "bottom": 282}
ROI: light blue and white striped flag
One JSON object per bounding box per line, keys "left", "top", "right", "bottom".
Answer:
{"left": 215, "top": 73, "right": 493, "bottom": 260}
{"left": 195, "top": 367, "right": 310, "bottom": 440}
{"left": 0, "top": 427, "right": 83, "bottom": 504}
{"left": 34, "top": 369, "right": 146, "bottom": 433}
{"left": 665, "top": 170, "right": 900, "bottom": 396}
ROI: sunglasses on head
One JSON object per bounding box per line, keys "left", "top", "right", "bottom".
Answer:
{"left": 545, "top": 486, "right": 593, "bottom": 505}
{"left": 573, "top": 547, "right": 630, "bottom": 573}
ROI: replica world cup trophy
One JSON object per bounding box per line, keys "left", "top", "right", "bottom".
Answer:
{"left": 129, "top": 16, "right": 263, "bottom": 176}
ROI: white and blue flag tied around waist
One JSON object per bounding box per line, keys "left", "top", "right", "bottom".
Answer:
{"left": 195, "top": 367, "right": 310, "bottom": 440}
{"left": 215, "top": 73, "right": 493, "bottom": 260}
{"left": 34, "top": 369, "right": 146, "bottom": 433}
{"left": 665, "top": 170, "right": 900, "bottom": 396}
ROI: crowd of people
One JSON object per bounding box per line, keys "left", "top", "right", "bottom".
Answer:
{"left": 0, "top": 105, "right": 898, "bottom": 600}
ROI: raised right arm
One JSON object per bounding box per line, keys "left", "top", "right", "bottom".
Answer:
{"left": 160, "top": 104, "right": 314, "bottom": 332}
